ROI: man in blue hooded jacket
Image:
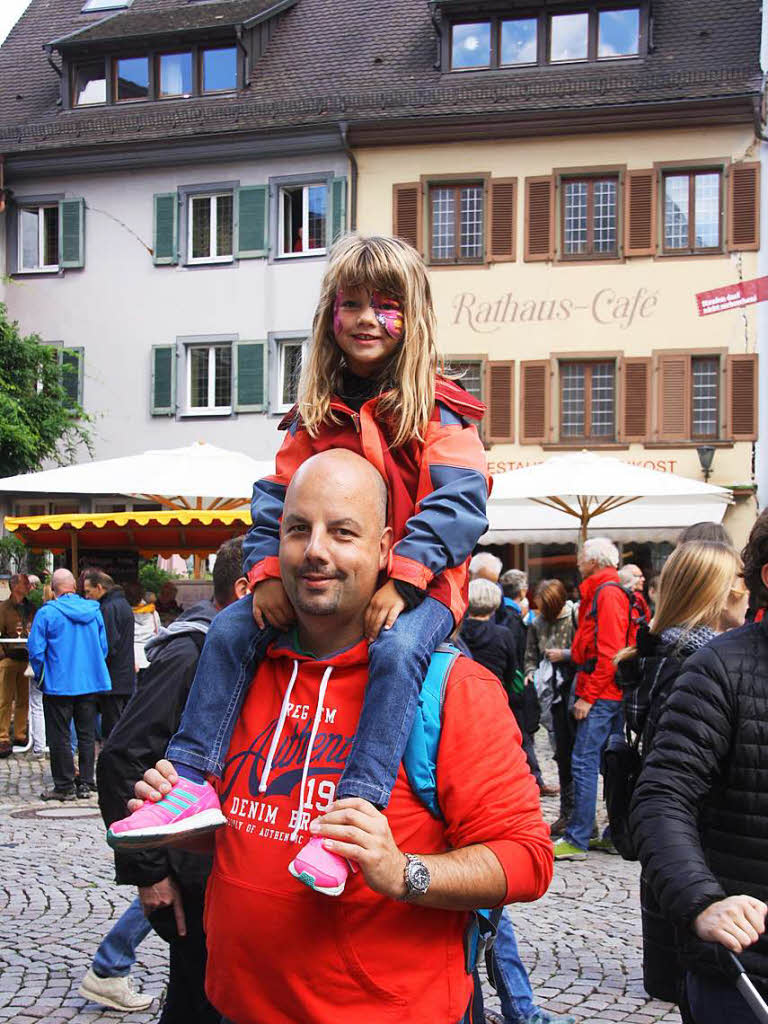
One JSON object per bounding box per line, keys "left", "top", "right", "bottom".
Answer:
{"left": 28, "top": 568, "right": 111, "bottom": 800}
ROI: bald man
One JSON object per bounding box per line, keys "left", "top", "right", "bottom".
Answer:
{"left": 28, "top": 567, "right": 112, "bottom": 800}
{"left": 132, "top": 450, "right": 552, "bottom": 1024}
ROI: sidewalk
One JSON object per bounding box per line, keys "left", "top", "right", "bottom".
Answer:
{"left": 1, "top": 749, "right": 681, "bottom": 1023}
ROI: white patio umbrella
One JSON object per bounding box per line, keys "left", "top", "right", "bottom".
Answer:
{"left": 484, "top": 451, "right": 732, "bottom": 545}
{"left": 0, "top": 442, "right": 275, "bottom": 510}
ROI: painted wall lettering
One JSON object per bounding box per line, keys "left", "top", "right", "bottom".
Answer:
{"left": 452, "top": 288, "right": 659, "bottom": 333}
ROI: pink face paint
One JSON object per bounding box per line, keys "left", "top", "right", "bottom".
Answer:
{"left": 371, "top": 291, "right": 404, "bottom": 341}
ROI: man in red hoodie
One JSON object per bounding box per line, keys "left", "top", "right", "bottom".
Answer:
{"left": 554, "top": 537, "right": 631, "bottom": 861}
{"left": 133, "top": 449, "right": 552, "bottom": 1024}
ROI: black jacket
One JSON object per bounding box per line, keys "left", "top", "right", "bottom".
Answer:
{"left": 97, "top": 600, "right": 217, "bottom": 890}
{"left": 502, "top": 604, "right": 528, "bottom": 669}
{"left": 630, "top": 619, "right": 768, "bottom": 997}
{"left": 461, "top": 617, "right": 538, "bottom": 733}
{"left": 99, "top": 587, "right": 137, "bottom": 695}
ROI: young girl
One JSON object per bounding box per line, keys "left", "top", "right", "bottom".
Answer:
{"left": 108, "top": 235, "right": 490, "bottom": 895}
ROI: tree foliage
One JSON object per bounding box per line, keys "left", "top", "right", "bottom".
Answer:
{"left": 0, "top": 303, "right": 93, "bottom": 477}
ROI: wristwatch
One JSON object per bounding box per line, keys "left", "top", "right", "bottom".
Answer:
{"left": 403, "top": 853, "right": 431, "bottom": 901}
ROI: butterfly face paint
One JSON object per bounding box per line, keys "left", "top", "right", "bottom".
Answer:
{"left": 370, "top": 291, "right": 404, "bottom": 341}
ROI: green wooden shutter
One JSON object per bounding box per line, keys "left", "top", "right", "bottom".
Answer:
{"left": 153, "top": 193, "right": 178, "bottom": 265}
{"left": 330, "top": 177, "right": 347, "bottom": 244}
{"left": 60, "top": 347, "right": 84, "bottom": 409}
{"left": 151, "top": 345, "right": 176, "bottom": 415}
{"left": 233, "top": 340, "right": 267, "bottom": 412}
{"left": 58, "top": 198, "right": 85, "bottom": 268}
{"left": 236, "top": 186, "right": 268, "bottom": 258}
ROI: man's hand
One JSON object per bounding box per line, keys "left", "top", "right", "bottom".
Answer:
{"left": 573, "top": 697, "right": 592, "bottom": 720}
{"left": 363, "top": 581, "right": 407, "bottom": 642}
{"left": 137, "top": 876, "right": 187, "bottom": 937}
{"left": 127, "top": 758, "right": 179, "bottom": 812}
{"left": 693, "top": 895, "right": 768, "bottom": 953}
{"left": 252, "top": 578, "right": 295, "bottom": 631}
{"left": 309, "top": 798, "right": 406, "bottom": 900}
{"left": 545, "top": 648, "right": 567, "bottom": 663}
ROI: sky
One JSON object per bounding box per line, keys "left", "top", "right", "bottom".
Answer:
{"left": 0, "top": 0, "right": 33, "bottom": 46}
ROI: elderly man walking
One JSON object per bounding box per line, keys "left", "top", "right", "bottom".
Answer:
{"left": 27, "top": 569, "right": 111, "bottom": 800}
{"left": 129, "top": 450, "right": 552, "bottom": 1024}
{"left": 0, "top": 573, "right": 33, "bottom": 756}
{"left": 554, "top": 538, "right": 632, "bottom": 861}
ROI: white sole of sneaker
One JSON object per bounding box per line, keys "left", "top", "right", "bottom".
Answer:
{"left": 106, "top": 808, "right": 227, "bottom": 850}
{"left": 288, "top": 860, "right": 346, "bottom": 896}
{"left": 77, "top": 983, "right": 153, "bottom": 1012}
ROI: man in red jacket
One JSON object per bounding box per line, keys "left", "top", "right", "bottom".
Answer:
{"left": 132, "top": 449, "right": 552, "bottom": 1024}
{"left": 554, "top": 537, "right": 631, "bottom": 861}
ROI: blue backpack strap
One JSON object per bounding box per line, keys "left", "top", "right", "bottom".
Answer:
{"left": 402, "top": 642, "right": 460, "bottom": 820}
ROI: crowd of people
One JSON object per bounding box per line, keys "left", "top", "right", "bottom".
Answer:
{"left": 1, "top": 234, "right": 766, "bottom": 1024}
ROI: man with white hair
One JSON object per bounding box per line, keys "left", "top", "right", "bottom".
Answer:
{"left": 554, "top": 538, "right": 632, "bottom": 860}
{"left": 27, "top": 568, "right": 111, "bottom": 800}
{"left": 468, "top": 551, "right": 503, "bottom": 582}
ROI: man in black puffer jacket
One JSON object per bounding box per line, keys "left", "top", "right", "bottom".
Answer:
{"left": 83, "top": 570, "right": 136, "bottom": 738}
{"left": 630, "top": 513, "right": 768, "bottom": 1022}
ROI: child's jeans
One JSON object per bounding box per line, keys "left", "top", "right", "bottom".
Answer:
{"left": 166, "top": 593, "right": 453, "bottom": 808}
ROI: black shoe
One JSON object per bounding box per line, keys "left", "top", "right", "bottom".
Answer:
{"left": 0, "top": 742, "right": 12, "bottom": 759}
{"left": 550, "top": 814, "right": 569, "bottom": 837}
{"left": 40, "top": 788, "right": 76, "bottom": 802}
{"left": 76, "top": 783, "right": 92, "bottom": 799}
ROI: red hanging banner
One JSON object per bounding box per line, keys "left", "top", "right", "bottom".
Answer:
{"left": 696, "top": 276, "right": 768, "bottom": 316}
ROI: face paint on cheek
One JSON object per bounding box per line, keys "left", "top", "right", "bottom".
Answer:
{"left": 371, "top": 291, "right": 404, "bottom": 341}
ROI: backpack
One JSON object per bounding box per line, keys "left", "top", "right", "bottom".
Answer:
{"left": 577, "top": 581, "right": 645, "bottom": 676}
{"left": 402, "top": 643, "right": 503, "bottom": 976}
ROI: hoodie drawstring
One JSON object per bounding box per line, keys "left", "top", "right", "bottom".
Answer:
{"left": 258, "top": 660, "right": 299, "bottom": 794}
{"left": 290, "top": 665, "right": 333, "bottom": 842}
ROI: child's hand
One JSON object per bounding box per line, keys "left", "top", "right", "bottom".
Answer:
{"left": 364, "top": 580, "right": 407, "bottom": 642}
{"left": 252, "top": 578, "right": 295, "bottom": 631}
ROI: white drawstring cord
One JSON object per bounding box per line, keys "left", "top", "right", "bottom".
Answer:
{"left": 290, "top": 665, "right": 333, "bottom": 842}
{"left": 258, "top": 660, "right": 299, "bottom": 794}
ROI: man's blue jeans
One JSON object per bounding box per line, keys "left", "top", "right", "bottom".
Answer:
{"left": 493, "top": 913, "right": 537, "bottom": 1022}
{"left": 167, "top": 593, "right": 453, "bottom": 808}
{"left": 92, "top": 898, "right": 152, "bottom": 978}
{"left": 566, "top": 698, "right": 624, "bottom": 851}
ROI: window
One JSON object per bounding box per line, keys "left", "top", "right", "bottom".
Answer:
{"left": 73, "top": 61, "right": 106, "bottom": 105}
{"left": 44, "top": 344, "right": 84, "bottom": 409}
{"left": 561, "top": 176, "right": 618, "bottom": 258}
{"left": 430, "top": 183, "right": 484, "bottom": 263}
{"left": 447, "top": 360, "right": 483, "bottom": 402}
{"left": 560, "top": 361, "right": 615, "bottom": 440}
{"left": 663, "top": 170, "right": 722, "bottom": 254}
{"left": 448, "top": 7, "right": 639, "bottom": 70}
{"left": 275, "top": 340, "right": 306, "bottom": 412}
{"left": 81, "top": 0, "right": 131, "bottom": 10}
{"left": 187, "top": 344, "right": 232, "bottom": 412}
{"left": 691, "top": 355, "right": 719, "bottom": 438}
{"left": 115, "top": 56, "right": 149, "bottom": 102}
{"left": 202, "top": 47, "right": 238, "bottom": 93}
{"left": 159, "top": 53, "right": 193, "bottom": 98}
{"left": 19, "top": 205, "right": 59, "bottom": 272}
{"left": 279, "top": 184, "right": 327, "bottom": 256}
{"left": 188, "top": 193, "right": 233, "bottom": 263}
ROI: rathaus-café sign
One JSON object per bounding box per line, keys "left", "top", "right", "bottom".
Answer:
{"left": 452, "top": 287, "right": 659, "bottom": 333}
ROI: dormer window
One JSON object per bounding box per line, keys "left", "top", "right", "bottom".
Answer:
{"left": 159, "top": 53, "right": 193, "bottom": 98}
{"left": 81, "top": 0, "right": 132, "bottom": 10}
{"left": 115, "top": 56, "right": 149, "bottom": 102}
{"left": 446, "top": 5, "right": 643, "bottom": 72}
{"left": 74, "top": 61, "right": 106, "bottom": 105}
{"left": 202, "top": 47, "right": 238, "bottom": 93}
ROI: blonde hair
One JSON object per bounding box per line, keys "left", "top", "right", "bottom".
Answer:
{"left": 616, "top": 541, "right": 741, "bottom": 662}
{"left": 298, "top": 234, "right": 441, "bottom": 448}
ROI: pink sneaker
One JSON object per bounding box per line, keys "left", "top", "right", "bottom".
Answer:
{"left": 106, "top": 778, "right": 226, "bottom": 850}
{"left": 288, "top": 836, "right": 351, "bottom": 896}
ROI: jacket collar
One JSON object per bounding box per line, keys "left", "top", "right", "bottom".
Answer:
{"left": 579, "top": 566, "right": 620, "bottom": 604}
{"left": 266, "top": 630, "right": 369, "bottom": 669}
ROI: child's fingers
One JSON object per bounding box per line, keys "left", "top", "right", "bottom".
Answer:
{"left": 252, "top": 604, "right": 266, "bottom": 629}
{"left": 383, "top": 605, "right": 401, "bottom": 631}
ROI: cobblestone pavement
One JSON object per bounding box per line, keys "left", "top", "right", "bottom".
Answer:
{"left": 1, "top": 748, "right": 681, "bottom": 1024}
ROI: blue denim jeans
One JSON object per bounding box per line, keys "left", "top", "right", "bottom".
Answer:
{"left": 493, "top": 913, "right": 537, "bottom": 1022}
{"left": 92, "top": 898, "right": 152, "bottom": 978}
{"left": 566, "top": 698, "right": 624, "bottom": 851}
{"left": 686, "top": 971, "right": 760, "bottom": 1023}
{"left": 167, "top": 593, "right": 452, "bottom": 808}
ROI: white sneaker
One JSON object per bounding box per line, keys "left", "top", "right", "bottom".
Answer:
{"left": 78, "top": 968, "right": 153, "bottom": 1011}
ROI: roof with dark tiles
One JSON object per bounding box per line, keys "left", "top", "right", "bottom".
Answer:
{"left": 0, "top": 0, "right": 761, "bottom": 155}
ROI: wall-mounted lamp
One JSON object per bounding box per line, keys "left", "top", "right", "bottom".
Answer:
{"left": 696, "top": 445, "right": 715, "bottom": 483}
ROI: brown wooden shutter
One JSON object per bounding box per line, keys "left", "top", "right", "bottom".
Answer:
{"left": 620, "top": 357, "right": 652, "bottom": 442}
{"left": 485, "top": 361, "right": 515, "bottom": 443}
{"left": 656, "top": 353, "right": 691, "bottom": 442}
{"left": 624, "top": 169, "right": 657, "bottom": 257}
{"left": 393, "top": 183, "right": 422, "bottom": 254}
{"left": 727, "top": 353, "right": 758, "bottom": 440}
{"left": 727, "top": 163, "right": 760, "bottom": 252}
{"left": 520, "top": 360, "right": 550, "bottom": 443}
{"left": 488, "top": 178, "right": 517, "bottom": 263}
{"left": 524, "top": 176, "right": 554, "bottom": 262}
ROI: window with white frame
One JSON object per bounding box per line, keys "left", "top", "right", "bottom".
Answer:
{"left": 279, "top": 184, "right": 327, "bottom": 256}
{"left": 19, "top": 205, "right": 59, "bottom": 272}
{"left": 276, "top": 340, "right": 306, "bottom": 412}
{"left": 186, "top": 343, "right": 232, "bottom": 412}
{"left": 188, "top": 193, "right": 234, "bottom": 263}
{"left": 429, "top": 183, "right": 484, "bottom": 263}
{"left": 447, "top": 360, "right": 483, "bottom": 403}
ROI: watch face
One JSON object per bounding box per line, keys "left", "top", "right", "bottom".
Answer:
{"left": 407, "top": 859, "right": 430, "bottom": 893}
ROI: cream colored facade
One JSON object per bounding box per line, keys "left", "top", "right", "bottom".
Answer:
{"left": 357, "top": 125, "right": 760, "bottom": 550}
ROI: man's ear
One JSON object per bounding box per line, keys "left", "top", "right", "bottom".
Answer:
{"left": 234, "top": 577, "right": 250, "bottom": 600}
{"left": 378, "top": 526, "right": 394, "bottom": 571}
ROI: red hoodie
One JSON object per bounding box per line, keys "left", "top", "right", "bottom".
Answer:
{"left": 204, "top": 636, "right": 552, "bottom": 1024}
{"left": 571, "top": 567, "right": 633, "bottom": 704}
